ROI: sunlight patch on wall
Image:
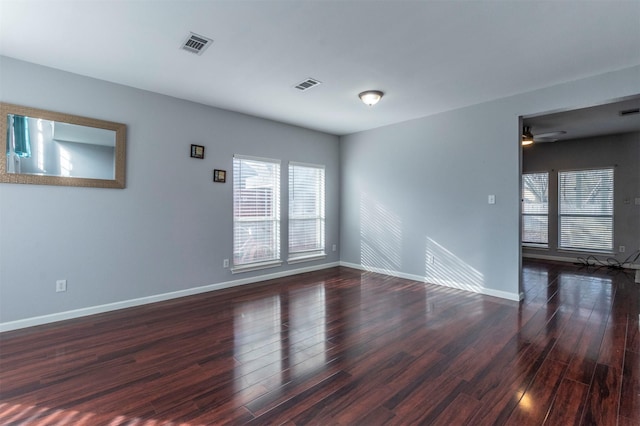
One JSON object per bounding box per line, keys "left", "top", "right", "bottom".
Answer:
{"left": 360, "top": 193, "right": 402, "bottom": 272}
{"left": 36, "top": 119, "right": 45, "bottom": 171}
{"left": 59, "top": 146, "right": 72, "bottom": 177}
{"left": 425, "top": 237, "right": 484, "bottom": 293}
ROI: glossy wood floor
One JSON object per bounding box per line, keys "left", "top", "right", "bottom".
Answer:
{"left": 1, "top": 260, "right": 639, "bottom": 425}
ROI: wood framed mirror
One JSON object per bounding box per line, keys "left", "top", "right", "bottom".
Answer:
{"left": 1, "top": 102, "right": 126, "bottom": 188}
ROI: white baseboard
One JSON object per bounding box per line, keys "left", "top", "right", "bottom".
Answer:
{"left": 0, "top": 262, "right": 340, "bottom": 333}
{"left": 339, "top": 262, "right": 521, "bottom": 301}
{"left": 523, "top": 252, "right": 640, "bottom": 270}
{"left": 18, "top": 254, "right": 627, "bottom": 333}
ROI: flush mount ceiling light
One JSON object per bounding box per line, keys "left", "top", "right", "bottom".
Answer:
{"left": 521, "top": 126, "right": 534, "bottom": 146}
{"left": 359, "top": 90, "right": 384, "bottom": 106}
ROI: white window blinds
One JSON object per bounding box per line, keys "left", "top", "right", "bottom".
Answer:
{"left": 558, "top": 168, "right": 613, "bottom": 252}
{"left": 288, "top": 162, "right": 325, "bottom": 260}
{"left": 522, "top": 172, "right": 549, "bottom": 246}
{"left": 233, "top": 155, "right": 281, "bottom": 268}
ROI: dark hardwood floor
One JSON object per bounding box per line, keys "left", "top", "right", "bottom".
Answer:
{"left": 1, "top": 260, "right": 638, "bottom": 425}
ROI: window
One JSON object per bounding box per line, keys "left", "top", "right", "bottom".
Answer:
{"left": 522, "top": 172, "right": 549, "bottom": 247}
{"left": 288, "top": 162, "right": 325, "bottom": 262}
{"left": 558, "top": 168, "right": 613, "bottom": 252}
{"left": 233, "top": 155, "right": 281, "bottom": 270}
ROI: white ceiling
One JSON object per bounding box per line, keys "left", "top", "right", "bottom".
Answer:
{"left": 1, "top": 0, "right": 639, "bottom": 136}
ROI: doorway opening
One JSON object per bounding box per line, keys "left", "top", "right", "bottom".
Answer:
{"left": 519, "top": 95, "right": 640, "bottom": 296}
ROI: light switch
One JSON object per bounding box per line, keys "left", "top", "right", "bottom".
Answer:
{"left": 488, "top": 195, "right": 496, "bottom": 205}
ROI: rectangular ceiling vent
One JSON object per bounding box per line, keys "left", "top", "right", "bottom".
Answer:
{"left": 181, "top": 32, "right": 213, "bottom": 55}
{"left": 294, "top": 78, "right": 322, "bottom": 91}
{"left": 619, "top": 108, "right": 640, "bottom": 116}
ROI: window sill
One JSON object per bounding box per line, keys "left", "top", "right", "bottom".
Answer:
{"left": 522, "top": 243, "right": 549, "bottom": 250}
{"left": 231, "top": 260, "right": 282, "bottom": 274}
{"left": 557, "top": 248, "right": 615, "bottom": 255}
{"left": 287, "top": 253, "right": 326, "bottom": 265}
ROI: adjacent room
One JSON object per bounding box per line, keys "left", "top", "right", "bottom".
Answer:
{"left": 1, "top": 1, "right": 639, "bottom": 424}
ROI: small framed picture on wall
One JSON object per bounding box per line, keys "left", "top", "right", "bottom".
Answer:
{"left": 190, "top": 144, "right": 205, "bottom": 159}
{"left": 213, "top": 169, "right": 226, "bottom": 183}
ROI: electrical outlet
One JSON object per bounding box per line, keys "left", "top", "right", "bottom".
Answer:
{"left": 427, "top": 254, "right": 435, "bottom": 265}
{"left": 619, "top": 246, "right": 626, "bottom": 253}
{"left": 223, "top": 259, "right": 229, "bottom": 268}
{"left": 332, "top": 244, "right": 337, "bottom": 252}
{"left": 56, "top": 279, "right": 67, "bottom": 292}
{"left": 488, "top": 195, "right": 496, "bottom": 205}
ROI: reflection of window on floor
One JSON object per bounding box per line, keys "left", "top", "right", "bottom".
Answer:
{"left": 289, "top": 284, "right": 326, "bottom": 376}
{"left": 522, "top": 172, "right": 549, "bottom": 247}
{"left": 558, "top": 168, "right": 613, "bottom": 252}
{"left": 288, "top": 162, "right": 325, "bottom": 262}
{"left": 233, "top": 155, "right": 281, "bottom": 269}
{"left": 233, "top": 295, "right": 282, "bottom": 389}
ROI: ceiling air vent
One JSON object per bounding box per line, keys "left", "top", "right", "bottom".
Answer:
{"left": 181, "top": 32, "right": 213, "bottom": 55}
{"left": 619, "top": 108, "right": 640, "bottom": 116}
{"left": 294, "top": 78, "right": 322, "bottom": 91}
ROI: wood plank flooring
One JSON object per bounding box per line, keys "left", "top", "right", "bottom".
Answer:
{"left": 1, "top": 260, "right": 638, "bottom": 425}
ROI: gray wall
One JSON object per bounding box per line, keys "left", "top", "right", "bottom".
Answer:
{"left": 340, "top": 65, "right": 640, "bottom": 299}
{"left": 1, "top": 55, "right": 639, "bottom": 326}
{"left": 0, "top": 57, "right": 340, "bottom": 325}
{"left": 522, "top": 132, "right": 640, "bottom": 261}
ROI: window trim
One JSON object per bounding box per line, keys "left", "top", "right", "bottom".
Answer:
{"left": 232, "top": 154, "right": 282, "bottom": 273}
{"left": 231, "top": 260, "right": 282, "bottom": 274}
{"left": 557, "top": 167, "right": 614, "bottom": 253}
{"left": 521, "top": 171, "right": 549, "bottom": 248}
{"left": 287, "top": 161, "right": 326, "bottom": 264}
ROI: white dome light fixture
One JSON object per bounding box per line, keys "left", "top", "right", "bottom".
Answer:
{"left": 359, "top": 90, "right": 384, "bottom": 106}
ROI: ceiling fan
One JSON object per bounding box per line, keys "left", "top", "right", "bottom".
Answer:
{"left": 533, "top": 130, "right": 567, "bottom": 142}
{"left": 522, "top": 126, "right": 566, "bottom": 145}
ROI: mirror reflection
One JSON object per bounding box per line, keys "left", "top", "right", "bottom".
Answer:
{"left": 7, "top": 114, "right": 116, "bottom": 180}
{"left": 1, "top": 103, "right": 126, "bottom": 188}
